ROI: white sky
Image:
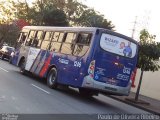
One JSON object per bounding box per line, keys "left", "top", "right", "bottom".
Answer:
{"left": 25, "top": 0, "right": 160, "bottom": 41}
{"left": 83, "top": 0, "right": 160, "bottom": 42}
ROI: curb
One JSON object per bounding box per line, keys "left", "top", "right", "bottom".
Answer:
{"left": 108, "top": 95, "right": 160, "bottom": 115}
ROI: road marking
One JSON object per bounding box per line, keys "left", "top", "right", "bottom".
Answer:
{"left": 31, "top": 84, "right": 50, "bottom": 94}
{"left": 0, "top": 67, "right": 9, "bottom": 72}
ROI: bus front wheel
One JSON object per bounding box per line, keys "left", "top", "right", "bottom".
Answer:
{"left": 47, "top": 68, "right": 58, "bottom": 89}
{"left": 19, "top": 58, "right": 26, "bottom": 74}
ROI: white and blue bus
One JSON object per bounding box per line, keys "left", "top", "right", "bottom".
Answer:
{"left": 15, "top": 26, "right": 138, "bottom": 96}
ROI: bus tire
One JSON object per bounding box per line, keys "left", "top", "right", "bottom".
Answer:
{"left": 47, "top": 68, "right": 58, "bottom": 89}
{"left": 19, "top": 58, "right": 26, "bottom": 74}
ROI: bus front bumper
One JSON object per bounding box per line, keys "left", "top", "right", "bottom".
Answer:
{"left": 82, "top": 76, "right": 132, "bottom": 96}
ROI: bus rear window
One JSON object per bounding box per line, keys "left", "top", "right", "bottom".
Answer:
{"left": 100, "top": 33, "right": 137, "bottom": 58}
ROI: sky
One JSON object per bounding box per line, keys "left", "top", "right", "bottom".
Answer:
{"left": 24, "top": 0, "right": 160, "bottom": 42}
{"left": 83, "top": 0, "right": 160, "bottom": 42}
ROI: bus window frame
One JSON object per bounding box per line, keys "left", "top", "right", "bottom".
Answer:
{"left": 22, "top": 29, "right": 93, "bottom": 57}
{"left": 60, "top": 32, "right": 77, "bottom": 55}
{"left": 99, "top": 32, "right": 138, "bottom": 59}
{"left": 25, "top": 30, "right": 36, "bottom": 47}
{"left": 72, "top": 32, "right": 92, "bottom": 57}
{"left": 33, "top": 30, "right": 44, "bottom": 48}
{"left": 40, "top": 31, "right": 53, "bottom": 50}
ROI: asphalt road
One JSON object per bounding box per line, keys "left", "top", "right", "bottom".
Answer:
{"left": 0, "top": 59, "right": 149, "bottom": 115}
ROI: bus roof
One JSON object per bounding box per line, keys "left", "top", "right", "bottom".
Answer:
{"left": 23, "top": 26, "right": 99, "bottom": 32}
{"left": 22, "top": 26, "right": 138, "bottom": 44}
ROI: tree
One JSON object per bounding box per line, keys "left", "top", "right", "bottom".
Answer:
{"left": 1, "top": 0, "right": 115, "bottom": 46}
{"left": 12, "top": 0, "right": 114, "bottom": 30}
{"left": 75, "top": 8, "right": 114, "bottom": 29}
{"left": 0, "top": 23, "right": 20, "bottom": 46}
{"left": 0, "top": 0, "right": 20, "bottom": 46}
{"left": 13, "top": 0, "right": 69, "bottom": 26}
{"left": 55, "top": 0, "right": 115, "bottom": 29}
{"left": 135, "top": 29, "right": 160, "bottom": 101}
{"left": 0, "top": 0, "right": 17, "bottom": 24}
{"left": 43, "top": 8, "right": 69, "bottom": 26}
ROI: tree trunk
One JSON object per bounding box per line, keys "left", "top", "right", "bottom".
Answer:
{"left": 135, "top": 70, "right": 144, "bottom": 101}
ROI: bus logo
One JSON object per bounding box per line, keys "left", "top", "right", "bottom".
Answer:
{"left": 58, "top": 58, "right": 69, "bottom": 65}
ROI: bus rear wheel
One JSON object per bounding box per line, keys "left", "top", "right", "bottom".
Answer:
{"left": 47, "top": 68, "right": 58, "bottom": 89}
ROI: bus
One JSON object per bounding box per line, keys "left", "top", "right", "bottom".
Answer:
{"left": 16, "top": 26, "right": 138, "bottom": 96}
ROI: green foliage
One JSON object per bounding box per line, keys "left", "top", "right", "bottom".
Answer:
{"left": 0, "top": 23, "right": 20, "bottom": 46}
{"left": 137, "top": 29, "right": 160, "bottom": 72}
{"left": 12, "top": 0, "right": 69, "bottom": 26}
{"left": 75, "top": 8, "right": 114, "bottom": 29}
{"left": 0, "top": 0, "right": 115, "bottom": 46}
{"left": 11, "top": 0, "right": 114, "bottom": 30}
{"left": 0, "top": 0, "right": 20, "bottom": 46}
{"left": 43, "top": 8, "right": 69, "bottom": 26}
{"left": 0, "top": 0, "right": 17, "bottom": 24}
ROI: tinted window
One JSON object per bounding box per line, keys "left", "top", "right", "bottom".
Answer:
{"left": 73, "top": 45, "right": 89, "bottom": 56}
{"left": 49, "top": 32, "right": 65, "bottom": 52}
{"left": 58, "top": 33, "right": 64, "bottom": 42}
{"left": 61, "top": 43, "right": 74, "bottom": 54}
{"left": 65, "top": 33, "right": 76, "bottom": 43}
{"left": 100, "top": 33, "right": 137, "bottom": 58}
{"left": 28, "top": 31, "right": 36, "bottom": 39}
{"left": 41, "top": 41, "right": 50, "bottom": 50}
{"left": 77, "top": 33, "right": 91, "bottom": 45}
{"left": 31, "top": 31, "right": 44, "bottom": 48}
{"left": 60, "top": 33, "right": 77, "bottom": 54}
{"left": 72, "top": 33, "right": 91, "bottom": 56}
{"left": 18, "top": 32, "right": 28, "bottom": 44}
{"left": 25, "top": 31, "right": 36, "bottom": 46}
{"left": 44, "top": 32, "right": 52, "bottom": 41}
{"left": 36, "top": 31, "right": 43, "bottom": 39}
{"left": 52, "top": 32, "right": 59, "bottom": 41}
{"left": 50, "top": 42, "right": 61, "bottom": 52}
{"left": 41, "top": 32, "right": 52, "bottom": 50}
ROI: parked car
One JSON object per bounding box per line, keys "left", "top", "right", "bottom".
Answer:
{"left": 0, "top": 46, "right": 15, "bottom": 60}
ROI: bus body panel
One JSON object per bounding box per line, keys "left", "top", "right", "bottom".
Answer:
{"left": 81, "top": 30, "right": 138, "bottom": 95}
{"left": 16, "top": 26, "right": 138, "bottom": 96}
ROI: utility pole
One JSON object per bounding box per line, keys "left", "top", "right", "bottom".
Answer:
{"left": 131, "top": 16, "right": 138, "bottom": 39}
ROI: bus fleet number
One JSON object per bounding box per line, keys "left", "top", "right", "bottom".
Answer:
{"left": 74, "top": 61, "right": 81, "bottom": 68}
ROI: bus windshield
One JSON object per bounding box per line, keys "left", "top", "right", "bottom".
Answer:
{"left": 100, "top": 33, "right": 137, "bottom": 58}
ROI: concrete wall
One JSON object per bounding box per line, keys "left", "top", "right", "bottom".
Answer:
{"left": 131, "top": 62, "right": 160, "bottom": 100}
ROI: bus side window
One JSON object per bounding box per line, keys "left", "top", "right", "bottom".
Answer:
{"left": 25, "top": 31, "right": 36, "bottom": 46}
{"left": 32, "top": 31, "right": 43, "bottom": 48}
{"left": 49, "top": 32, "right": 64, "bottom": 52}
{"left": 16, "top": 32, "right": 27, "bottom": 49}
{"left": 60, "top": 32, "right": 77, "bottom": 54}
{"left": 41, "top": 31, "right": 52, "bottom": 50}
{"left": 73, "top": 33, "right": 92, "bottom": 56}
{"left": 18, "top": 32, "right": 27, "bottom": 44}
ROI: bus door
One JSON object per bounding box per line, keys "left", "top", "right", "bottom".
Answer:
{"left": 92, "top": 33, "right": 138, "bottom": 88}
{"left": 25, "top": 30, "right": 43, "bottom": 71}
{"left": 29, "top": 31, "right": 52, "bottom": 75}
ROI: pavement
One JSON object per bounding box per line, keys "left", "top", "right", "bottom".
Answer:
{"left": 0, "top": 60, "right": 149, "bottom": 114}
{"left": 107, "top": 92, "right": 160, "bottom": 115}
